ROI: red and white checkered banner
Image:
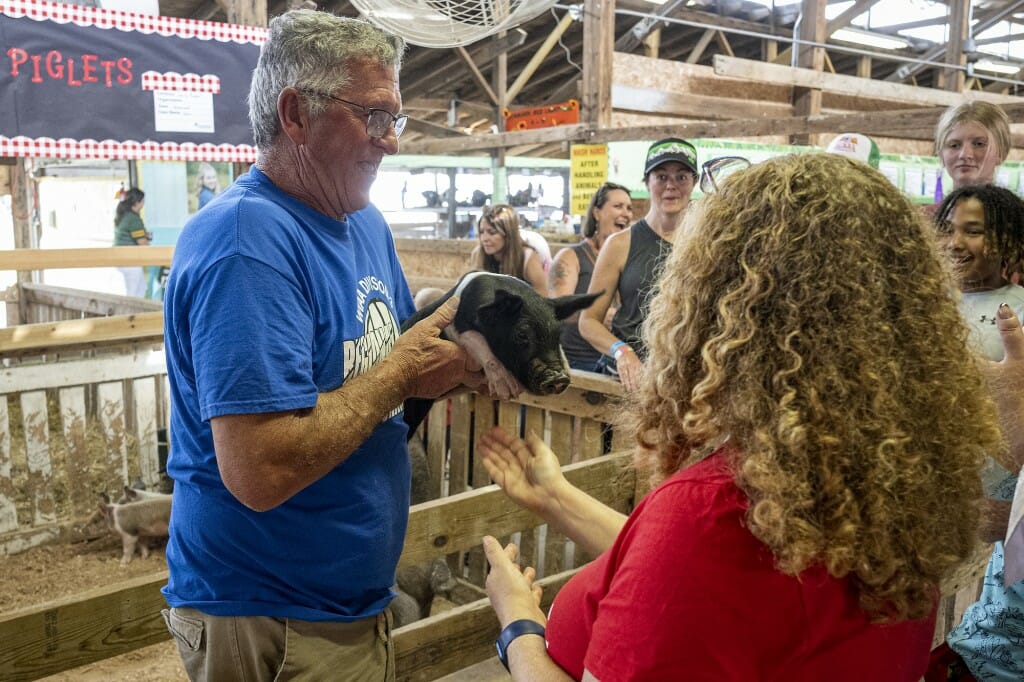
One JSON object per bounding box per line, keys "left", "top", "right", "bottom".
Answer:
{"left": 0, "top": 136, "right": 257, "bottom": 162}
{"left": 0, "top": 0, "right": 267, "bottom": 44}
{"left": 141, "top": 72, "right": 221, "bottom": 94}
{"left": 1, "top": 0, "right": 263, "bottom": 162}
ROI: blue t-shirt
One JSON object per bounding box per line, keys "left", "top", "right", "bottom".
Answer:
{"left": 162, "top": 167, "right": 415, "bottom": 621}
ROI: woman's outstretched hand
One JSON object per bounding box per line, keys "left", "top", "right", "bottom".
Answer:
{"left": 482, "top": 536, "right": 545, "bottom": 629}
{"left": 479, "top": 426, "right": 566, "bottom": 516}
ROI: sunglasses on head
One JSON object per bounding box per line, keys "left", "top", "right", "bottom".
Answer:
{"left": 699, "top": 156, "right": 752, "bottom": 194}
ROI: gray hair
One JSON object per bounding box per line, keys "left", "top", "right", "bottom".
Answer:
{"left": 934, "top": 100, "right": 1011, "bottom": 163}
{"left": 247, "top": 10, "right": 406, "bottom": 150}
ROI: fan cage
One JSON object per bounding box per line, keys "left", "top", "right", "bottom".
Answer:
{"left": 352, "top": 0, "right": 558, "bottom": 48}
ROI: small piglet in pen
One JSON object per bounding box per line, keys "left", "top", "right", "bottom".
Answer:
{"left": 97, "top": 487, "right": 172, "bottom": 566}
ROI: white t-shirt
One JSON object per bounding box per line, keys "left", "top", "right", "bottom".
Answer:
{"left": 520, "top": 229, "right": 552, "bottom": 272}
{"left": 960, "top": 283, "right": 1024, "bottom": 500}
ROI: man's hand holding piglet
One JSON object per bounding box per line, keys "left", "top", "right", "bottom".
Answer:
{"left": 390, "top": 296, "right": 485, "bottom": 399}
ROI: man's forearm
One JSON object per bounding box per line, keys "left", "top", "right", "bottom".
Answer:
{"left": 213, "top": 354, "right": 416, "bottom": 510}
{"left": 310, "top": 355, "right": 413, "bottom": 457}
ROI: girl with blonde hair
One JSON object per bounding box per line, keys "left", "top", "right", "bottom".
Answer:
{"left": 935, "top": 100, "right": 1010, "bottom": 190}
{"left": 194, "top": 162, "right": 222, "bottom": 211}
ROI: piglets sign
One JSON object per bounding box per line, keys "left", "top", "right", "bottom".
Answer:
{"left": 0, "top": 0, "right": 264, "bottom": 161}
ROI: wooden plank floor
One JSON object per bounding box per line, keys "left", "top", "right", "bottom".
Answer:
{"left": 434, "top": 657, "right": 510, "bottom": 681}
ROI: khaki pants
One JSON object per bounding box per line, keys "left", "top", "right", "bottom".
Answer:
{"left": 162, "top": 607, "right": 394, "bottom": 682}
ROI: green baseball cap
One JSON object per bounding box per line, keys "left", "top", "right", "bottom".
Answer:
{"left": 643, "top": 138, "right": 698, "bottom": 178}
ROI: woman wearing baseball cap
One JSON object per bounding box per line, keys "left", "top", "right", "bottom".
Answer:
{"left": 579, "top": 137, "right": 698, "bottom": 391}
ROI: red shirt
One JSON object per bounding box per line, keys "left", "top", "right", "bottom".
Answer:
{"left": 545, "top": 449, "right": 934, "bottom": 681}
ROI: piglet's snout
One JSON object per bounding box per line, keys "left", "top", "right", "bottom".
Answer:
{"left": 531, "top": 350, "right": 572, "bottom": 395}
{"left": 535, "top": 364, "right": 571, "bottom": 394}
{"left": 541, "top": 374, "right": 570, "bottom": 394}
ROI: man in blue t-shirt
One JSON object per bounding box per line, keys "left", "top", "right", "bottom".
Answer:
{"left": 160, "top": 10, "right": 483, "bottom": 681}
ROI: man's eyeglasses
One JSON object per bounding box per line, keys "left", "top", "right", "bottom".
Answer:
{"left": 699, "top": 156, "right": 752, "bottom": 194}
{"left": 305, "top": 90, "right": 408, "bottom": 139}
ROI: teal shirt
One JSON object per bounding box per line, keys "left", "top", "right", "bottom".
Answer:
{"left": 114, "top": 211, "right": 147, "bottom": 245}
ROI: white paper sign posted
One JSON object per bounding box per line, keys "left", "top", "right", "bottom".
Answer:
{"left": 153, "top": 91, "right": 215, "bottom": 133}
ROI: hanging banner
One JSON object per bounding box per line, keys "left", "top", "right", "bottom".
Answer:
{"left": 570, "top": 143, "right": 607, "bottom": 215}
{"left": 0, "top": 0, "right": 265, "bottom": 162}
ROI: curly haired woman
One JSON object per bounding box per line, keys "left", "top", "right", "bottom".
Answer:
{"left": 477, "top": 153, "right": 1001, "bottom": 681}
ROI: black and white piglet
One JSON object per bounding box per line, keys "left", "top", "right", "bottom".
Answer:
{"left": 402, "top": 272, "right": 600, "bottom": 436}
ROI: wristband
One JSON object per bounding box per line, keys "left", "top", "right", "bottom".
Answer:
{"left": 495, "top": 619, "right": 546, "bottom": 671}
{"left": 609, "top": 340, "right": 627, "bottom": 358}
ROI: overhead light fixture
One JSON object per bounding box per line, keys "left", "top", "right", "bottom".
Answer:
{"left": 972, "top": 59, "right": 1023, "bottom": 75}
{"left": 831, "top": 27, "right": 911, "bottom": 51}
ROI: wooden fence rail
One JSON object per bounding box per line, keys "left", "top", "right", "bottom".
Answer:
{"left": 0, "top": 240, "right": 578, "bottom": 325}
{"left": 0, "top": 306, "right": 994, "bottom": 679}
{"left": 0, "top": 311, "right": 630, "bottom": 680}
{"left": 0, "top": 349, "right": 169, "bottom": 555}
{"left": 0, "top": 454, "right": 632, "bottom": 682}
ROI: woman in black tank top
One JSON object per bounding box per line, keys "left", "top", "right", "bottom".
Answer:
{"left": 548, "top": 183, "right": 633, "bottom": 371}
{"left": 579, "top": 138, "right": 699, "bottom": 391}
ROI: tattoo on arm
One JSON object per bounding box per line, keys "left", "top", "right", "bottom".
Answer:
{"left": 548, "top": 260, "right": 571, "bottom": 293}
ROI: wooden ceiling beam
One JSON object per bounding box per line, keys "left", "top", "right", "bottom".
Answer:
{"left": 615, "top": 0, "right": 687, "bottom": 52}
{"left": 876, "top": 16, "right": 952, "bottom": 33}
{"left": 506, "top": 11, "right": 576, "bottom": 104}
{"left": 398, "top": 102, "right": 1024, "bottom": 156}
{"left": 612, "top": 84, "right": 793, "bottom": 119}
{"left": 686, "top": 29, "right": 716, "bottom": 64}
{"left": 773, "top": 0, "right": 877, "bottom": 65}
{"left": 402, "top": 26, "right": 571, "bottom": 105}
{"left": 538, "top": 3, "right": 803, "bottom": 106}
{"left": 942, "top": 0, "right": 969, "bottom": 92}
{"left": 404, "top": 98, "right": 494, "bottom": 117}
{"left": 790, "top": 0, "right": 827, "bottom": 145}
{"left": 542, "top": 6, "right": 782, "bottom": 107}
{"left": 404, "top": 117, "right": 473, "bottom": 138}
{"left": 471, "top": 29, "right": 529, "bottom": 64}
{"left": 715, "top": 55, "right": 1024, "bottom": 107}
{"left": 888, "top": 0, "right": 1024, "bottom": 82}
{"left": 401, "top": 124, "right": 588, "bottom": 155}
{"left": 455, "top": 47, "right": 499, "bottom": 107}
{"left": 715, "top": 30, "right": 734, "bottom": 58}
{"left": 413, "top": 103, "right": 1024, "bottom": 155}
{"left": 668, "top": 7, "right": 791, "bottom": 40}
{"left": 973, "top": 33, "right": 1024, "bottom": 48}
{"left": 582, "top": 0, "right": 614, "bottom": 128}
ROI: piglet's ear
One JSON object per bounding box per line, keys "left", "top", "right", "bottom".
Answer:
{"left": 550, "top": 290, "right": 603, "bottom": 321}
{"left": 478, "top": 288, "right": 524, "bottom": 325}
